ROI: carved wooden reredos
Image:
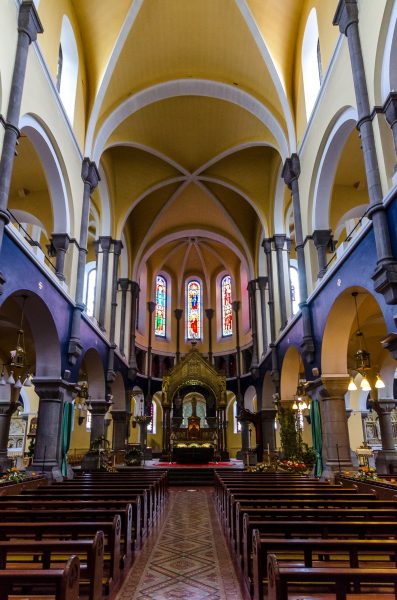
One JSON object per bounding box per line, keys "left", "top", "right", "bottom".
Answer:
{"left": 161, "top": 345, "right": 227, "bottom": 409}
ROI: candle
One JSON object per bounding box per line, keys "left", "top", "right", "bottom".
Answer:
{"left": 267, "top": 443, "right": 270, "bottom": 456}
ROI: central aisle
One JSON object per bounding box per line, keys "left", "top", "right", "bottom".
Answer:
{"left": 117, "top": 488, "right": 244, "bottom": 599}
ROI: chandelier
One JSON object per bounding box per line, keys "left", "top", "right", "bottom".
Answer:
{"left": 347, "top": 292, "right": 385, "bottom": 392}
{"left": 0, "top": 295, "right": 32, "bottom": 388}
{"left": 292, "top": 376, "right": 311, "bottom": 412}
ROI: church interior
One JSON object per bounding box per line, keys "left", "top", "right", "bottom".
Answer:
{"left": 1, "top": 0, "right": 397, "bottom": 598}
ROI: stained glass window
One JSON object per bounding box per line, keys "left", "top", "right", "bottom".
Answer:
{"left": 155, "top": 275, "right": 166, "bottom": 337}
{"left": 187, "top": 280, "right": 201, "bottom": 339}
{"left": 221, "top": 275, "right": 233, "bottom": 336}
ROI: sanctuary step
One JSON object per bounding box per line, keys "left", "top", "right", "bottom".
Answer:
{"left": 166, "top": 467, "right": 215, "bottom": 486}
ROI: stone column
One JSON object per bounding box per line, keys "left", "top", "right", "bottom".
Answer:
{"left": 0, "top": 386, "right": 20, "bottom": 471}
{"left": 112, "top": 409, "right": 128, "bottom": 451}
{"left": 247, "top": 281, "right": 259, "bottom": 373}
{"left": 107, "top": 240, "right": 122, "bottom": 382}
{"left": 118, "top": 278, "right": 130, "bottom": 356}
{"left": 50, "top": 233, "right": 70, "bottom": 282}
{"left": 88, "top": 400, "right": 108, "bottom": 445}
{"left": 320, "top": 376, "right": 353, "bottom": 477}
{"left": 0, "top": 2, "right": 43, "bottom": 292}
{"left": 334, "top": 0, "right": 397, "bottom": 304}
{"left": 262, "top": 239, "right": 276, "bottom": 343}
{"left": 372, "top": 399, "right": 397, "bottom": 474}
{"left": 258, "top": 408, "right": 277, "bottom": 455}
{"left": 282, "top": 155, "right": 315, "bottom": 362}
{"left": 174, "top": 309, "right": 183, "bottom": 363}
{"left": 383, "top": 92, "right": 397, "bottom": 178}
{"left": 68, "top": 159, "right": 100, "bottom": 364}
{"left": 146, "top": 301, "right": 156, "bottom": 378}
{"left": 30, "top": 378, "right": 72, "bottom": 471}
{"left": 97, "top": 236, "right": 112, "bottom": 331}
{"left": 312, "top": 230, "right": 332, "bottom": 279}
{"left": 232, "top": 301, "right": 242, "bottom": 404}
{"left": 128, "top": 281, "right": 140, "bottom": 381}
{"left": 205, "top": 308, "right": 214, "bottom": 364}
{"left": 257, "top": 277, "right": 268, "bottom": 356}
{"left": 274, "top": 235, "right": 288, "bottom": 329}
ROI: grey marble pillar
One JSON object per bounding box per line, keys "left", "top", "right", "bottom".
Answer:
{"left": 262, "top": 239, "right": 276, "bottom": 343}
{"left": 30, "top": 378, "right": 73, "bottom": 471}
{"left": 257, "top": 276, "right": 268, "bottom": 356}
{"left": 118, "top": 278, "right": 130, "bottom": 356}
{"left": 258, "top": 407, "right": 277, "bottom": 454}
{"left": 97, "top": 236, "right": 112, "bottom": 331}
{"left": 372, "top": 399, "right": 397, "bottom": 474}
{"left": 320, "top": 377, "right": 353, "bottom": 477}
{"left": 312, "top": 230, "right": 332, "bottom": 279}
{"left": 205, "top": 308, "right": 214, "bottom": 364}
{"left": 0, "top": 396, "right": 19, "bottom": 472}
{"left": 174, "top": 309, "right": 183, "bottom": 364}
{"left": 68, "top": 159, "right": 100, "bottom": 364}
{"left": 88, "top": 400, "right": 108, "bottom": 445}
{"left": 147, "top": 301, "right": 156, "bottom": 378}
{"left": 107, "top": 240, "right": 122, "bottom": 382}
{"left": 0, "top": 2, "right": 43, "bottom": 292}
{"left": 247, "top": 281, "right": 259, "bottom": 374}
{"left": 383, "top": 92, "right": 397, "bottom": 173}
{"left": 334, "top": 0, "right": 397, "bottom": 304}
{"left": 128, "top": 281, "right": 140, "bottom": 381}
{"left": 274, "top": 234, "right": 288, "bottom": 329}
{"left": 232, "top": 300, "right": 242, "bottom": 404}
{"left": 50, "top": 233, "right": 70, "bottom": 282}
{"left": 282, "top": 155, "right": 315, "bottom": 362}
{"left": 112, "top": 409, "right": 128, "bottom": 451}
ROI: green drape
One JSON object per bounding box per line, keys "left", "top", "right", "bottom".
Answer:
{"left": 310, "top": 399, "right": 323, "bottom": 477}
{"left": 61, "top": 402, "right": 74, "bottom": 477}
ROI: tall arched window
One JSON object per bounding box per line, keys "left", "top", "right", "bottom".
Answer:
{"left": 58, "top": 16, "right": 78, "bottom": 123}
{"left": 155, "top": 275, "right": 166, "bottom": 337}
{"left": 186, "top": 280, "right": 201, "bottom": 339}
{"left": 147, "top": 400, "right": 157, "bottom": 434}
{"left": 302, "top": 8, "right": 322, "bottom": 118}
{"left": 233, "top": 401, "right": 242, "bottom": 433}
{"left": 221, "top": 275, "right": 233, "bottom": 336}
{"left": 290, "top": 265, "right": 300, "bottom": 315}
{"left": 84, "top": 262, "right": 96, "bottom": 318}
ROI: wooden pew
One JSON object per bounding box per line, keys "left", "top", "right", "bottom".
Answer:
{"left": 253, "top": 534, "right": 397, "bottom": 600}
{"left": 266, "top": 553, "right": 397, "bottom": 600}
{"left": 0, "top": 496, "right": 141, "bottom": 550}
{"left": 0, "top": 517, "right": 121, "bottom": 594}
{"left": 0, "top": 503, "right": 133, "bottom": 567}
{"left": 0, "top": 532, "right": 103, "bottom": 600}
{"left": 242, "top": 517, "right": 397, "bottom": 587}
{"left": 0, "top": 554, "right": 80, "bottom": 600}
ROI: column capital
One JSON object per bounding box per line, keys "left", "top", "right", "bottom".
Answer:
{"left": 321, "top": 375, "right": 350, "bottom": 398}
{"left": 273, "top": 233, "right": 287, "bottom": 250}
{"left": 174, "top": 308, "right": 183, "bottom": 320}
{"left": 257, "top": 276, "right": 268, "bottom": 291}
{"left": 383, "top": 91, "right": 397, "bottom": 128}
{"left": 232, "top": 300, "right": 240, "bottom": 312}
{"left": 312, "top": 229, "right": 332, "bottom": 248}
{"left": 112, "top": 239, "right": 123, "bottom": 255}
{"left": 89, "top": 400, "right": 109, "bottom": 415}
{"left": 18, "top": 1, "right": 43, "bottom": 43}
{"left": 205, "top": 308, "right": 214, "bottom": 319}
{"left": 247, "top": 280, "right": 257, "bottom": 295}
{"left": 130, "top": 281, "right": 140, "bottom": 297}
{"left": 282, "top": 154, "right": 300, "bottom": 188}
{"left": 118, "top": 278, "right": 130, "bottom": 292}
{"left": 111, "top": 409, "right": 127, "bottom": 422}
{"left": 148, "top": 301, "right": 156, "bottom": 314}
{"left": 333, "top": 0, "right": 358, "bottom": 35}
{"left": 262, "top": 238, "right": 273, "bottom": 254}
{"left": 50, "top": 233, "right": 70, "bottom": 251}
{"left": 81, "top": 158, "right": 100, "bottom": 192}
{"left": 99, "top": 235, "right": 112, "bottom": 252}
{"left": 371, "top": 399, "right": 397, "bottom": 416}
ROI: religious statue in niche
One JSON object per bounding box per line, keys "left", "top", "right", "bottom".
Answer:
{"left": 188, "top": 396, "right": 201, "bottom": 439}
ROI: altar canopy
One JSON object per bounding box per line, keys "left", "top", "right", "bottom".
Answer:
{"left": 161, "top": 345, "right": 228, "bottom": 460}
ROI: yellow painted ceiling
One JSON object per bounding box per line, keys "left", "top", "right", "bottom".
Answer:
{"left": 107, "top": 96, "right": 273, "bottom": 173}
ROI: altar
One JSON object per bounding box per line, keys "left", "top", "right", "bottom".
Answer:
{"left": 171, "top": 446, "right": 214, "bottom": 464}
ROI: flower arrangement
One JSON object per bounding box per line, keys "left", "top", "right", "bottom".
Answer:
{"left": 355, "top": 466, "right": 378, "bottom": 481}
{"left": 278, "top": 459, "right": 308, "bottom": 473}
{"left": 0, "top": 468, "right": 37, "bottom": 485}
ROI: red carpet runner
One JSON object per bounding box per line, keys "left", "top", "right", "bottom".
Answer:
{"left": 116, "top": 488, "right": 244, "bottom": 599}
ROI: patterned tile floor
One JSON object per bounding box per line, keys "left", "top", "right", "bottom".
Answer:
{"left": 116, "top": 488, "right": 245, "bottom": 600}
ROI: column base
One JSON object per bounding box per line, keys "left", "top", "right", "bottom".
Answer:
{"left": 372, "top": 261, "right": 397, "bottom": 305}
{"left": 0, "top": 455, "right": 13, "bottom": 472}
{"left": 81, "top": 451, "right": 101, "bottom": 471}
{"left": 375, "top": 450, "right": 397, "bottom": 475}
{"left": 321, "top": 460, "right": 355, "bottom": 482}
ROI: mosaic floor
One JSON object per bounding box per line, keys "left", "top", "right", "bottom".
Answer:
{"left": 116, "top": 488, "right": 245, "bottom": 600}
